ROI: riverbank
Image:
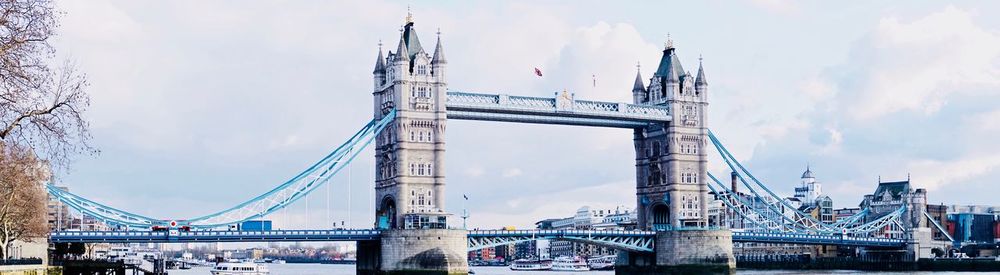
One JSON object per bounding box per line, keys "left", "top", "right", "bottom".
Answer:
{"left": 0, "top": 265, "right": 60, "bottom": 275}
{"left": 737, "top": 257, "right": 1000, "bottom": 271}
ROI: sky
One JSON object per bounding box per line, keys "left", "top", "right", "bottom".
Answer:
{"left": 50, "top": 0, "right": 1000, "bottom": 230}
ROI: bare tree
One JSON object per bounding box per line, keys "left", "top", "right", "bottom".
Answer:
{"left": 0, "top": 0, "right": 94, "bottom": 170}
{"left": 0, "top": 144, "right": 48, "bottom": 259}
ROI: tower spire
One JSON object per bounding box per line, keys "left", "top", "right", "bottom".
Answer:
{"left": 632, "top": 61, "right": 645, "bottom": 92}
{"left": 373, "top": 40, "right": 385, "bottom": 74}
{"left": 432, "top": 28, "right": 446, "bottom": 64}
{"left": 405, "top": 5, "right": 413, "bottom": 24}
{"left": 395, "top": 31, "right": 409, "bottom": 63}
{"left": 696, "top": 55, "right": 707, "bottom": 86}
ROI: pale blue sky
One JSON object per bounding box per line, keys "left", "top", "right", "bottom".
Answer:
{"left": 52, "top": 1, "right": 1000, "bottom": 229}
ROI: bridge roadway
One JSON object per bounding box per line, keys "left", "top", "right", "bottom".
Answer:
{"left": 50, "top": 229, "right": 906, "bottom": 250}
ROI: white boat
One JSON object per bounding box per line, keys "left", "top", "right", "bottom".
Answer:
{"left": 587, "top": 255, "right": 616, "bottom": 270}
{"left": 551, "top": 256, "right": 589, "bottom": 271}
{"left": 210, "top": 262, "right": 269, "bottom": 275}
{"left": 509, "top": 258, "right": 552, "bottom": 271}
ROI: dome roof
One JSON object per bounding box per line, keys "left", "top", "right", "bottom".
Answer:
{"left": 801, "top": 166, "right": 815, "bottom": 179}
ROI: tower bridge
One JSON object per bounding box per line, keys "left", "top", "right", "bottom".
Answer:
{"left": 45, "top": 14, "right": 947, "bottom": 275}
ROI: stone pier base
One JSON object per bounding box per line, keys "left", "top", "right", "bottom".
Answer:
{"left": 617, "top": 229, "right": 735, "bottom": 274}
{"left": 357, "top": 229, "right": 469, "bottom": 275}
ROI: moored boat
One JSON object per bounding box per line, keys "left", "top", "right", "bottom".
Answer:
{"left": 509, "top": 258, "right": 553, "bottom": 271}
{"left": 552, "top": 256, "right": 589, "bottom": 271}
{"left": 587, "top": 255, "right": 615, "bottom": 270}
{"left": 210, "top": 262, "right": 269, "bottom": 275}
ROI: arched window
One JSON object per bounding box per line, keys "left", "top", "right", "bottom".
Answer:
{"left": 410, "top": 131, "right": 415, "bottom": 141}
{"left": 418, "top": 132, "right": 424, "bottom": 141}
{"left": 652, "top": 141, "right": 661, "bottom": 157}
{"left": 418, "top": 164, "right": 425, "bottom": 175}
{"left": 410, "top": 164, "right": 415, "bottom": 175}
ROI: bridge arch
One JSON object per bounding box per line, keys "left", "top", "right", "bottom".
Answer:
{"left": 466, "top": 230, "right": 655, "bottom": 253}
{"left": 651, "top": 203, "right": 670, "bottom": 229}
{"left": 376, "top": 196, "right": 397, "bottom": 229}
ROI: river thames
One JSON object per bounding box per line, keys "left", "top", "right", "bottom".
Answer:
{"left": 166, "top": 264, "right": 998, "bottom": 274}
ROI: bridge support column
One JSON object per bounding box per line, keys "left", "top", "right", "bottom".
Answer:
{"left": 617, "top": 229, "right": 734, "bottom": 274}
{"left": 906, "top": 227, "right": 934, "bottom": 262}
{"left": 357, "top": 229, "right": 468, "bottom": 275}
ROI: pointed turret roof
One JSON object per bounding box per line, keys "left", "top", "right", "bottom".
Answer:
{"left": 695, "top": 57, "right": 707, "bottom": 86}
{"left": 373, "top": 45, "right": 385, "bottom": 74}
{"left": 655, "top": 48, "right": 684, "bottom": 84}
{"left": 402, "top": 22, "right": 424, "bottom": 60}
{"left": 432, "top": 31, "right": 446, "bottom": 64}
{"left": 632, "top": 67, "right": 645, "bottom": 91}
{"left": 395, "top": 33, "right": 409, "bottom": 62}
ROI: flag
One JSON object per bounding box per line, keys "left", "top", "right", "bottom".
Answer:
{"left": 463, "top": 194, "right": 469, "bottom": 200}
{"left": 534, "top": 67, "right": 543, "bottom": 77}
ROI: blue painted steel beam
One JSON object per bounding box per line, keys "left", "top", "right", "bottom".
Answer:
{"left": 731, "top": 232, "right": 906, "bottom": 248}
{"left": 50, "top": 230, "right": 381, "bottom": 243}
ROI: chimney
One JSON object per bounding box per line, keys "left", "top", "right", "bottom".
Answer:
{"left": 730, "top": 171, "right": 739, "bottom": 194}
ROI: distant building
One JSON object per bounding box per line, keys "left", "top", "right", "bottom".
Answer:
{"left": 794, "top": 166, "right": 822, "bottom": 205}
{"left": 925, "top": 204, "right": 950, "bottom": 241}
{"left": 47, "top": 186, "right": 72, "bottom": 231}
{"left": 834, "top": 207, "right": 861, "bottom": 222}
{"left": 536, "top": 206, "right": 635, "bottom": 258}
{"left": 858, "top": 178, "right": 927, "bottom": 238}
{"left": 948, "top": 213, "right": 996, "bottom": 243}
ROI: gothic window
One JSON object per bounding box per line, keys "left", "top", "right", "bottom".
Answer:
{"left": 652, "top": 141, "right": 661, "bottom": 157}
{"left": 418, "top": 194, "right": 425, "bottom": 206}
{"left": 418, "top": 164, "right": 425, "bottom": 175}
{"left": 410, "top": 131, "right": 415, "bottom": 142}
{"left": 418, "top": 132, "right": 424, "bottom": 141}
{"left": 410, "top": 164, "right": 415, "bottom": 175}
{"left": 428, "top": 164, "right": 433, "bottom": 175}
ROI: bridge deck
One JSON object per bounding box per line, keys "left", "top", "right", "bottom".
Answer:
{"left": 445, "top": 91, "right": 670, "bottom": 128}
{"left": 50, "top": 229, "right": 905, "bottom": 248}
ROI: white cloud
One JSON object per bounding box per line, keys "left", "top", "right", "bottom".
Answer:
{"left": 846, "top": 6, "right": 1000, "bottom": 119}
{"left": 907, "top": 154, "right": 1000, "bottom": 191}
{"left": 502, "top": 168, "right": 523, "bottom": 178}
{"left": 748, "top": 0, "right": 800, "bottom": 15}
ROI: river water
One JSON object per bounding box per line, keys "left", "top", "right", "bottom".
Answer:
{"left": 165, "top": 264, "right": 998, "bottom": 274}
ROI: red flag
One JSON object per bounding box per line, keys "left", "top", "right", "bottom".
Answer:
{"left": 534, "top": 67, "right": 543, "bottom": 77}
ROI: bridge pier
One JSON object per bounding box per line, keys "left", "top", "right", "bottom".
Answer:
{"left": 357, "top": 229, "right": 469, "bottom": 275}
{"left": 616, "top": 229, "right": 735, "bottom": 274}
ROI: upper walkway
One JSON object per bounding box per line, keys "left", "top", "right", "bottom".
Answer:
{"left": 445, "top": 91, "right": 670, "bottom": 128}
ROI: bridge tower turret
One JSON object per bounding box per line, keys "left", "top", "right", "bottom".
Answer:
{"left": 634, "top": 39, "right": 710, "bottom": 230}
{"left": 361, "top": 12, "right": 468, "bottom": 275}
{"left": 372, "top": 14, "right": 451, "bottom": 230}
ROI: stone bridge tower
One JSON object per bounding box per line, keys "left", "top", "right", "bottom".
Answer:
{"left": 360, "top": 13, "right": 468, "bottom": 275}
{"left": 633, "top": 39, "right": 710, "bottom": 230}
{"left": 372, "top": 14, "right": 450, "bottom": 230}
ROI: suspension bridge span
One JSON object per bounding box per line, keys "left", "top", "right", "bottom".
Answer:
{"left": 46, "top": 15, "right": 946, "bottom": 275}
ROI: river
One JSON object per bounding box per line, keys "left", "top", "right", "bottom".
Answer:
{"left": 165, "top": 263, "right": 998, "bottom": 274}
